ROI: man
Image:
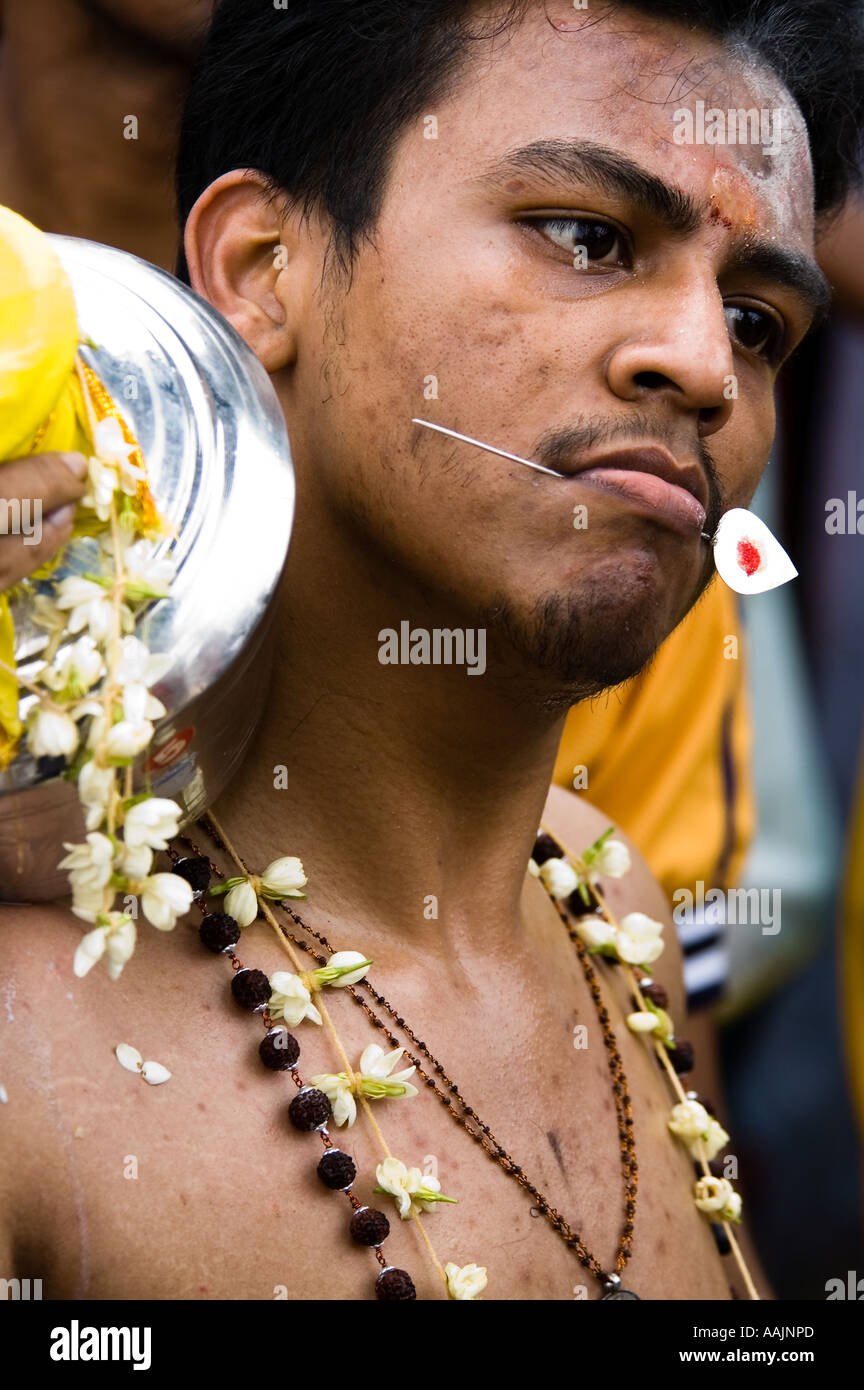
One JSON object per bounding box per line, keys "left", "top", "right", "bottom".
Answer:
{"left": 0, "top": 0, "right": 755, "bottom": 1033}
{"left": 1, "top": 0, "right": 860, "bottom": 1301}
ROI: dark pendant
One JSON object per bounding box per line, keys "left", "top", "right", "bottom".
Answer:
{"left": 601, "top": 1288, "right": 641, "bottom": 1300}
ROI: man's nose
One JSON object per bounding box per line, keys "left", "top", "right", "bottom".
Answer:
{"left": 604, "top": 273, "right": 736, "bottom": 439}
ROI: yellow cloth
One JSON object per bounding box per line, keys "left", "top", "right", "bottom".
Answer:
{"left": 0, "top": 204, "right": 166, "bottom": 770}
{"left": 0, "top": 204, "right": 89, "bottom": 766}
{"left": 553, "top": 579, "right": 754, "bottom": 901}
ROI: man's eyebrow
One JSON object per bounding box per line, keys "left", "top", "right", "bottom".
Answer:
{"left": 475, "top": 136, "right": 828, "bottom": 325}
{"left": 723, "top": 242, "right": 831, "bottom": 326}
{"left": 475, "top": 138, "right": 703, "bottom": 234}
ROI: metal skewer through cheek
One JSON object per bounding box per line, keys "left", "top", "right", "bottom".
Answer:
{"left": 411, "top": 417, "right": 715, "bottom": 542}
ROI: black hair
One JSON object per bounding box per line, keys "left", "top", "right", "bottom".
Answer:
{"left": 175, "top": 0, "right": 864, "bottom": 280}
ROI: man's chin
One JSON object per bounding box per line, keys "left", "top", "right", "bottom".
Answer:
{"left": 482, "top": 568, "right": 710, "bottom": 705}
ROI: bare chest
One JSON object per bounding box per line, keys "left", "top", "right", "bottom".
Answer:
{"left": 26, "top": 920, "right": 732, "bottom": 1303}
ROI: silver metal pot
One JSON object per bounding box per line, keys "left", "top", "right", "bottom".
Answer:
{"left": 0, "top": 236, "right": 294, "bottom": 903}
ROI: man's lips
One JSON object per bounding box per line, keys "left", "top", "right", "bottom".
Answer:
{"left": 410, "top": 421, "right": 711, "bottom": 537}
{"left": 555, "top": 447, "right": 709, "bottom": 535}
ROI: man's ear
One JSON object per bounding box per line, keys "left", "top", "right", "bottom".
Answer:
{"left": 183, "top": 171, "right": 306, "bottom": 373}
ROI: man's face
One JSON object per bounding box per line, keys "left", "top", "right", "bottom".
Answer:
{"left": 279, "top": 1, "right": 818, "bottom": 697}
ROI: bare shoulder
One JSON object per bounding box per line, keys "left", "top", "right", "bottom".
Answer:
{"left": 540, "top": 784, "right": 687, "bottom": 1024}
{"left": 0, "top": 901, "right": 83, "bottom": 1256}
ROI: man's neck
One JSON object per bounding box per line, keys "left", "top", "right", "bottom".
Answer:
{"left": 0, "top": 2, "right": 191, "bottom": 269}
{"left": 209, "top": 509, "right": 569, "bottom": 978}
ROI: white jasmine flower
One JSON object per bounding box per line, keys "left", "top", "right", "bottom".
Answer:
{"left": 693, "top": 1175, "right": 741, "bottom": 1221}
{"left": 309, "top": 1044, "right": 418, "bottom": 1129}
{"left": 123, "top": 797, "right": 181, "bottom": 850}
{"left": 693, "top": 1175, "right": 732, "bottom": 1212}
{"left": 58, "top": 831, "right": 114, "bottom": 877}
{"left": 140, "top": 873, "right": 193, "bottom": 930}
{"left": 259, "top": 855, "right": 308, "bottom": 899}
{"left": 82, "top": 454, "right": 116, "bottom": 521}
{"left": 104, "top": 718, "right": 153, "bottom": 761}
{"left": 668, "top": 1102, "right": 728, "bottom": 1161}
{"left": 538, "top": 856, "right": 579, "bottom": 899}
{"left": 115, "top": 1042, "right": 143, "bottom": 1073}
{"left": 402, "top": 1177, "right": 447, "bottom": 1215}
{"left": 445, "top": 1262, "right": 488, "bottom": 1300}
{"left": 92, "top": 417, "right": 147, "bottom": 494}
{"left": 527, "top": 857, "right": 540, "bottom": 877}
{"left": 308, "top": 1072, "right": 357, "bottom": 1128}
{"left": 74, "top": 925, "right": 111, "bottom": 976}
{"left": 77, "top": 759, "right": 115, "bottom": 830}
{"left": 113, "top": 635, "right": 171, "bottom": 691}
{"left": 375, "top": 1157, "right": 418, "bottom": 1220}
{"left": 121, "top": 679, "right": 165, "bottom": 723}
{"left": 73, "top": 912, "right": 136, "bottom": 979}
{"left": 114, "top": 1043, "right": 171, "bottom": 1085}
{"left": 225, "top": 878, "right": 259, "bottom": 927}
{"left": 722, "top": 1189, "right": 742, "bottom": 1221}
{"left": 357, "top": 1043, "right": 418, "bottom": 1097}
{"left": 373, "top": 1157, "right": 453, "bottom": 1221}
{"left": 140, "top": 1060, "right": 172, "bottom": 1086}
{"left": 315, "top": 951, "right": 371, "bottom": 988}
{"left": 591, "top": 838, "right": 631, "bottom": 880}
{"left": 114, "top": 840, "right": 153, "bottom": 880}
{"left": 574, "top": 917, "right": 617, "bottom": 951}
{"left": 70, "top": 879, "right": 114, "bottom": 923}
{"left": 58, "top": 832, "right": 115, "bottom": 898}
{"left": 626, "top": 1011, "right": 662, "bottom": 1033}
{"left": 268, "top": 971, "right": 322, "bottom": 1027}
{"left": 40, "top": 636, "right": 104, "bottom": 698}
{"left": 26, "top": 705, "right": 79, "bottom": 759}
{"left": 54, "top": 576, "right": 116, "bottom": 641}
{"left": 120, "top": 539, "right": 175, "bottom": 602}
{"left": 701, "top": 1117, "right": 731, "bottom": 1163}
{"left": 71, "top": 699, "right": 107, "bottom": 752}
{"left": 616, "top": 911, "right": 665, "bottom": 965}
{"left": 668, "top": 1099, "right": 711, "bottom": 1143}
{"left": 31, "top": 591, "right": 68, "bottom": 638}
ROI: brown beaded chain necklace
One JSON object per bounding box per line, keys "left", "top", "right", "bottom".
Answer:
{"left": 165, "top": 813, "right": 647, "bottom": 1300}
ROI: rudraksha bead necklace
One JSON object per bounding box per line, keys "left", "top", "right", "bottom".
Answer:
{"left": 169, "top": 820, "right": 638, "bottom": 1298}
{"left": 164, "top": 810, "right": 757, "bottom": 1300}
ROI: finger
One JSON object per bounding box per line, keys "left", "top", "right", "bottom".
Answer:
{"left": 0, "top": 451, "right": 88, "bottom": 514}
{"left": 0, "top": 499, "right": 80, "bottom": 593}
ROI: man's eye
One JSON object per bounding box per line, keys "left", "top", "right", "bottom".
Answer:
{"left": 724, "top": 304, "right": 785, "bottom": 363}
{"left": 534, "top": 216, "right": 630, "bottom": 267}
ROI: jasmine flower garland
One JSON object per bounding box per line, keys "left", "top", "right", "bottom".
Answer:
{"left": 0, "top": 359, "right": 193, "bottom": 979}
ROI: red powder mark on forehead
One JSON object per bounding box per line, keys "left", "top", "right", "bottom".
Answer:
{"left": 737, "top": 537, "right": 762, "bottom": 576}
{"left": 708, "top": 165, "right": 759, "bottom": 233}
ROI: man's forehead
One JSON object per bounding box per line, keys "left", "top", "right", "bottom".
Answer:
{"left": 416, "top": 1, "right": 814, "bottom": 248}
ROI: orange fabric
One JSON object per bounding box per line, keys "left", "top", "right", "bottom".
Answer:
{"left": 553, "top": 579, "right": 755, "bottom": 903}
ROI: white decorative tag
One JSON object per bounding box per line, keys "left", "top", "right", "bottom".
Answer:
{"left": 712, "top": 508, "right": 798, "bottom": 594}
